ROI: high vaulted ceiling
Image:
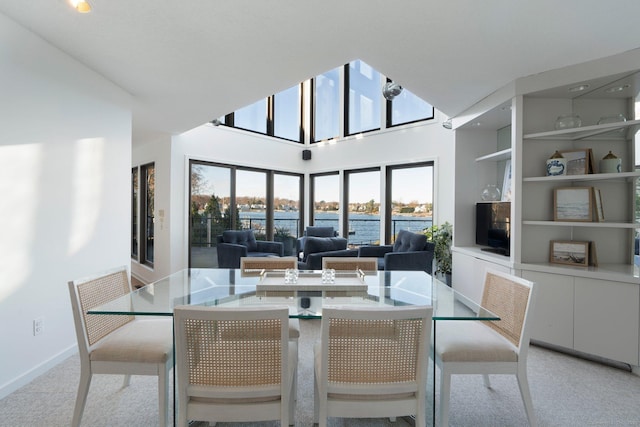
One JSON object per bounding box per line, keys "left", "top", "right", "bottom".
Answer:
{"left": 2, "top": 0, "right": 640, "bottom": 142}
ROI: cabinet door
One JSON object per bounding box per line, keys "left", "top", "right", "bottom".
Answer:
{"left": 452, "top": 252, "right": 509, "bottom": 304}
{"left": 522, "top": 271, "right": 574, "bottom": 349}
{"left": 574, "top": 277, "right": 639, "bottom": 366}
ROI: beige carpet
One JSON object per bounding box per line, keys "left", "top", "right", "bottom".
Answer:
{"left": 1, "top": 319, "right": 640, "bottom": 426}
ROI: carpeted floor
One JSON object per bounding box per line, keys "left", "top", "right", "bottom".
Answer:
{"left": 1, "top": 319, "right": 640, "bottom": 426}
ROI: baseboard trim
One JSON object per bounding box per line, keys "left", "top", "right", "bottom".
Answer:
{"left": 0, "top": 344, "right": 77, "bottom": 400}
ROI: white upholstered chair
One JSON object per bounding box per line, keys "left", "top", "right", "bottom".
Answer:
{"left": 314, "top": 305, "right": 433, "bottom": 427}
{"left": 434, "top": 269, "right": 538, "bottom": 427}
{"left": 67, "top": 266, "right": 173, "bottom": 427}
{"left": 174, "top": 305, "right": 297, "bottom": 426}
{"left": 321, "top": 257, "right": 378, "bottom": 273}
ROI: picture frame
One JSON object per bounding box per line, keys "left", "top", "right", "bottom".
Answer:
{"left": 549, "top": 240, "right": 590, "bottom": 267}
{"left": 559, "top": 149, "right": 593, "bottom": 175}
{"left": 592, "top": 187, "right": 605, "bottom": 222}
{"left": 553, "top": 187, "right": 593, "bottom": 222}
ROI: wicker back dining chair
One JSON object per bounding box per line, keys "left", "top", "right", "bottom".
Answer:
{"left": 434, "top": 269, "right": 538, "bottom": 426}
{"left": 240, "top": 256, "right": 298, "bottom": 275}
{"left": 174, "top": 305, "right": 297, "bottom": 426}
{"left": 67, "top": 266, "right": 173, "bottom": 427}
{"left": 321, "top": 257, "right": 378, "bottom": 273}
{"left": 314, "top": 305, "right": 433, "bottom": 427}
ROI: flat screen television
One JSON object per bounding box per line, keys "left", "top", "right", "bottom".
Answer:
{"left": 476, "top": 202, "right": 511, "bottom": 256}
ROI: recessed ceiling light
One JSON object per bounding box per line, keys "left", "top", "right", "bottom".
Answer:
{"left": 605, "top": 84, "right": 630, "bottom": 93}
{"left": 568, "top": 84, "right": 590, "bottom": 93}
{"left": 70, "top": 0, "right": 91, "bottom": 13}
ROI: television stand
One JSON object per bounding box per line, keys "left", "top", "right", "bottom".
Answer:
{"left": 480, "top": 247, "right": 509, "bottom": 256}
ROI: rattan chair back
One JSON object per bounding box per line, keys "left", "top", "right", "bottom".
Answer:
{"left": 321, "top": 257, "right": 378, "bottom": 273}
{"left": 240, "top": 256, "right": 297, "bottom": 275}
{"left": 481, "top": 271, "right": 531, "bottom": 347}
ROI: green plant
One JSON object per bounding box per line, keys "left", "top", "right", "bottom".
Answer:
{"left": 274, "top": 226, "right": 294, "bottom": 238}
{"left": 424, "top": 222, "right": 453, "bottom": 275}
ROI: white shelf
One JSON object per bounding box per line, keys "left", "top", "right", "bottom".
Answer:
{"left": 523, "top": 171, "right": 640, "bottom": 183}
{"left": 475, "top": 148, "right": 512, "bottom": 162}
{"left": 522, "top": 220, "right": 638, "bottom": 229}
{"left": 524, "top": 119, "right": 640, "bottom": 141}
{"left": 517, "top": 262, "right": 640, "bottom": 284}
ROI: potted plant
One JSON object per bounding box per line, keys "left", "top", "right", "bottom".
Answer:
{"left": 424, "top": 222, "right": 453, "bottom": 285}
{"left": 274, "top": 226, "right": 296, "bottom": 256}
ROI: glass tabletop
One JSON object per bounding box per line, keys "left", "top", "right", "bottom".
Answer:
{"left": 89, "top": 268, "right": 498, "bottom": 321}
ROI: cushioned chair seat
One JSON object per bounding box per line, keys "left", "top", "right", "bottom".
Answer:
{"left": 435, "top": 320, "right": 518, "bottom": 363}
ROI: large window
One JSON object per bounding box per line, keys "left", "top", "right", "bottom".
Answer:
{"left": 220, "top": 60, "right": 433, "bottom": 143}
{"left": 273, "top": 85, "right": 302, "bottom": 141}
{"left": 345, "top": 169, "right": 380, "bottom": 246}
{"left": 387, "top": 84, "right": 434, "bottom": 127}
{"left": 346, "top": 60, "right": 381, "bottom": 135}
{"left": 273, "top": 173, "right": 302, "bottom": 256}
{"left": 236, "top": 169, "right": 268, "bottom": 237}
{"left": 140, "top": 163, "right": 155, "bottom": 266}
{"left": 311, "top": 173, "right": 340, "bottom": 231}
{"left": 233, "top": 98, "right": 268, "bottom": 134}
{"left": 386, "top": 163, "right": 434, "bottom": 242}
{"left": 189, "top": 160, "right": 303, "bottom": 267}
{"left": 312, "top": 67, "right": 341, "bottom": 142}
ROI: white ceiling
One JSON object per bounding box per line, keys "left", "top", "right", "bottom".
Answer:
{"left": 2, "top": 0, "right": 640, "bottom": 142}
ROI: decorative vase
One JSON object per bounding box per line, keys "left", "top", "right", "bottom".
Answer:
{"left": 546, "top": 150, "right": 567, "bottom": 176}
{"left": 481, "top": 184, "right": 501, "bottom": 201}
{"left": 599, "top": 151, "right": 622, "bottom": 173}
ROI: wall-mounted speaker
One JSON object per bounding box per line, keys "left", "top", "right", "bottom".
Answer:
{"left": 302, "top": 149, "right": 312, "bottom": 160}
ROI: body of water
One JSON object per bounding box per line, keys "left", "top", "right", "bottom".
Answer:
{"left": 240, "top": 211, "right": 432, "bottom": 245}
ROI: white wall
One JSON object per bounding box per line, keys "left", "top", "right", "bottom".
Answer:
{"left": 0, "top": 13, "right": 133, "bottom": 398}
{"left": 132, "top": 110, "right": 456, "bottom": 283}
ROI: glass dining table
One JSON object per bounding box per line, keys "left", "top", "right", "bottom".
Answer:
{"left": 89, "top": 268, "right": 499, "bottom": 426}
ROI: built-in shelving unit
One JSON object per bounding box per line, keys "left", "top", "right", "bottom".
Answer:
{"left": 453, "top": 65, "right": 640, "bottom": 368}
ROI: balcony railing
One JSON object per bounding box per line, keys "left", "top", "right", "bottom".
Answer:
{"left": 190, "top": 215, "right": 431, "bottom": 247}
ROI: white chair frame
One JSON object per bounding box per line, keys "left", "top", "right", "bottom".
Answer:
{"left": 67, "top": 266, "right": 173, "bottom": 427}
{"left": 314, "top": 305, "right": 433, "bottom": 427}
{"left": 434, "top": 269, "right": 538, "bottom": 427}
{"left": 174, "top": 305, "right": 296, "bottom": 427}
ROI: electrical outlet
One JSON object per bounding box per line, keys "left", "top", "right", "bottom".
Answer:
{"left": 33, "top": 317, "right": 44, "bottom": 336}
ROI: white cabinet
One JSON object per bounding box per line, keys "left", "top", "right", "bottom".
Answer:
{"left": 574, "top": 277, "right": 639, "bottom": 366}
{"left": 522, "top": 270, "right": 574, "bottom": 349}
{"left": 452, "top": 248, "right": 511, "bottom": 304}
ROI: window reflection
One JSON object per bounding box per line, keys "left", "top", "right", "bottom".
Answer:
{"left": 313, "top": 67, "right": 340, "bottom": 142}
{"left": 389, "top": 87, "right": 434, "bottom": 126}
{"left": 347, "top": 60, "right": 381, "bottom": 135}
{"left": 234, "top": 99, "right": 267, "bottom": 133}
{"left": 274, "top": 85, "right": 301, "bottom": 141}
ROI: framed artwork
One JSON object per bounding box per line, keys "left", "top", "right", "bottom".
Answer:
{"left": 560, "top": 149, "right": 593, "bottom": 175}
{"left": 549, "top": 240, "right": 590, "bottom": 267}
{"left": 592, "top": 187, "right": 604, "bottom": 222}
{"left": 553, "top": 187, "right": 593, "bottom": 221}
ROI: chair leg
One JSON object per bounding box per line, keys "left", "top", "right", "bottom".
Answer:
{"left": 313, "top": 369, "right": 319, "bottom": 424}
{"left": 482, "top": 374, "right": 492, "bottom": 388}
{"left": 158, "top": 363, "right": 169, "bottom": 427}
{"left": 516, "top": 371, "right": 537, "bottom": 427}
{"left": 71, "top": 370, "right": 92, "bottom": 427}
{"left": 439, "top": 370, "right": 451, "bottom": 427}
{"left": 122, "top": 374, "right": 131, "bottom": 387}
